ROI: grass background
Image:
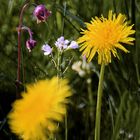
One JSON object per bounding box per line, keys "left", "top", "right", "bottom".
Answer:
{"left": 0, "top": 0, "right": 140, "bottom": 140}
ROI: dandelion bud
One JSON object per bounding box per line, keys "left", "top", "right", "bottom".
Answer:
{"left": 33, "top": 4, "right": 51, "bottom": 23}
{"left": 26, "top": 39, "right": 37, "bottom": 52}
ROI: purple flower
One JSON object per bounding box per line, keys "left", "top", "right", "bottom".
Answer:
{"left": 42, "top": 44, "right": 52, "bottom": 55}
{"left": 26, "top": 39, "right": 37, "bottom": 52}
{"left": 68, "top": 41, "right": 79, "bottom": 49}
{"left": 55, "top": 36, "right": 69, "bottom": 51}
{"left": 33, "top": 4, "right": 51, "bottom": 23}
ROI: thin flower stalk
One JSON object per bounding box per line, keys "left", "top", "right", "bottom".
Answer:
{"left": 87, "top": 77, "right": 94, "bottom": 139}
{"left": 95, "top": 63, "right": 105, "bottom": 140}
{"left": 16, "top": 2, "right": 29, "bottom": 97}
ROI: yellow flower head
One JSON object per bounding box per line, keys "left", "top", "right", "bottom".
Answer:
{"left": 77, "top": 11, "right": 135, "bottom": 64}
{"left": 8, "top": 77, "right": 72, "bottom": 140}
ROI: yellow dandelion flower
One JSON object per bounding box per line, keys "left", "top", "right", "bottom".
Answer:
{"left": 77, "top": 10, "right": 135, "bottom": 64}
{"left": 8, "top": 77, "right": 72, "bottom": 140}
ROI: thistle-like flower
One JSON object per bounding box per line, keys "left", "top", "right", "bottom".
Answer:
{"left": 33, "top": 4, "right": 51, "bottom": 23}
{"left": 8, "top": 77, "right": 72, "bottom": 140}
{"left": 77, "top": 11, "right": 135, "bottom": 64}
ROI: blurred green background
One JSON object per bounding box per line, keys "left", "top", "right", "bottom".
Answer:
{"left": 0, "top": 0, "right": 140, "bottom": 140}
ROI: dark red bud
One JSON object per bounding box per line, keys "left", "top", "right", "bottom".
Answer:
{"left": 26, "top": 39, "right": 37, "bottom": 52}
{"left": 33, "top": 4, "right": 51, "bottom": 23}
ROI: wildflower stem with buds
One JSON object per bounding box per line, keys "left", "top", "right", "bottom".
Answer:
{"left": 17, "top": 3, "right": 29, "bottom": 80}
{"left": 16, "top": 2, "right": 29, "bottom": 97}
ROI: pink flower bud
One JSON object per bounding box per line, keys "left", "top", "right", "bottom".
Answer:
{"left": 33, "top": 4, "right": 51, "bottom": 23}
{"left": 26, "top": 39, "right": 37, "bottom": 52}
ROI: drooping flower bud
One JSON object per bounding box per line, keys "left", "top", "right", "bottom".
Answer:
{"left": 33, "top": 4, "right": 51, "bottom": 23}
{"left": 26, "top": 39, "right": 37, "bottom": 52}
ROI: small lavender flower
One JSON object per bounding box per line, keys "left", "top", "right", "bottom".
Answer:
{"left": 26, "top": 39, "right": 37, "bottom": 52}
{"left": 42, "top": 44, "right": 52, "bottom": 55}
{"left": 33, "top": 4, "right": 51, "bottom": 23}
{"left": 55, "top": 36, "right": 69, "bottom": 51}
{"left": 68, "top": 41, "right": 79, "bottom": 49}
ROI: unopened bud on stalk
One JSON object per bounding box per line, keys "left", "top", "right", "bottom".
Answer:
{"left": 33, "top": 4, "right": 51, "bottom": 23}
{"left": 26, "top": 39, "right": 37, "bottom": 52}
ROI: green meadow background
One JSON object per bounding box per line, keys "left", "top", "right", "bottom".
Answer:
{"left": 0, "top": 0, "right": 140, "bottom": 139}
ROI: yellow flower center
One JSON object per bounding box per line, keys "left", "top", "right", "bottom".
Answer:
{"left": 77, "top": 11, "right": 135, "bottom": 64}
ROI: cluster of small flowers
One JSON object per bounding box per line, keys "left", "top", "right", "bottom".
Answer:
{"left": 23, "top": 5, "right": 78, "bottom": 54}
{"left": 24, "top": 4, "right": 51, "bottom": 52}
{"left": 42, "top": 36, "right": 79, "bottom": 55}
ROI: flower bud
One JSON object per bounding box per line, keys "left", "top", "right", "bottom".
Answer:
{"left": 33, "top": 4, "right": 51, "bottom": 23}
{"left": 26, "top": 39, "right": 37, "bottom": 52}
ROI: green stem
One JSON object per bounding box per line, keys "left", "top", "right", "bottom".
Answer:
{"left": 57, "top": 51, "right": 60, "bottom": 78}
{"left": 56, "top": 0, "right": 62, "bottom": 33}
{"left": 109, "top": 67, "right": 121, "bottom": 98}
{"left": 135, "top": 63, "right": 140, "bottom": 85}
{"left": 57, "top": 51, "right": 63, "bottom": 78}
{"left": 57, "top": 2, "right": 67, "bottom": 139}
{"left": 65, "top": 113, "right": 68, "bottom": 140}
{"left": 87, "top": 77, "right": 94, "bottom": 139}
{"left": 57, "top": 51, "right": 68, "bottom": 140}
{"left": 95, "top": 63, "right": 105, "bottom": 140}
{"left": 21, "top": 45, "right": 25, "bottom": 92}
{"left": 88, "top": 78, "right": 94, "bottom": 118}
{"left": 111, "top": 92, "right": 127, "bottom": 140}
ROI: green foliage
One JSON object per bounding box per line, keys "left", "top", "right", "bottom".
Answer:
{"left": 0, "top": 0, "right": 140, "bottom": 140}
{"left": 111, "top": 91, "right": 140, "bottom": 140}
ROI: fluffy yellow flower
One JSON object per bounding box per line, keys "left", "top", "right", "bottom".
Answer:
{"left": 77, "top": 11, "right": 135, "bottom": 64}
{"left": 8, "top": 77, "right": 72, "bottom": 140}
